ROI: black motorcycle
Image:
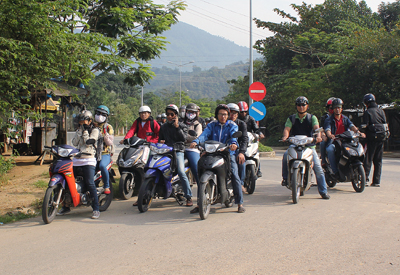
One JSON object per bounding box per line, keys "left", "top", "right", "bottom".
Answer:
{"left": 117, "top": 136, "right": 150, "bottom": 200}
{"left": 196, "top": 131, "right": 241, "bottom": 220}
{"left": 323, "top": 130, "right": 366, "bottom": 192}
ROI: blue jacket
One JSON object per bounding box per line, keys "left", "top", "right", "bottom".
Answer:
{"left": 193, "top": 120, "right": 238, "bottom": 155}
{"left": 324, "top": 114, "right": 354, "bottom": 136}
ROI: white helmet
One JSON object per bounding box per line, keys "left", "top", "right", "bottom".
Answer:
{"left": 227, "top": 103, "right": 240, "bottom": 113}
{"left": 138, "top": 105, "right": 151, "bottom": 113}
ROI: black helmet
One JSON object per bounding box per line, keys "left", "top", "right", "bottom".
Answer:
{"left": 186, "top": 103, "right": 199, "bottom": 112}
{"left": 363, "top": 93, "right": 376, "bottom": 104}
{"left": 332, "top": 98, "right": 343, "bottom": 108}
{"left": 295, "top": 96, "right": 309, "bottom": 105}
{"left": 166, "top": 104, "right": 179, "bottom": 115}
{"left": 214, "top": 104, "right": 230, "bottom": 118}
{"left": 325, "top": 97, "right": 335, "bottom": 108}
{"left": 179, "top": 105, "right": 186, "bottom": 112}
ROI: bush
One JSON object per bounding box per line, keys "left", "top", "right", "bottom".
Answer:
{"left": 259, "top": 143, "right": 273, "bottom": 152}
{"left": 0, "top": 155, "right": 15, "bottom": 186}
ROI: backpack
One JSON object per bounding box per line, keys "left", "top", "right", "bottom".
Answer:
{"left": 368, "top": 123, "right": 390, "bottom": 141}
{"left": 290, "top": 113, "right": 312, "bottom": 127}
{"left": 134, "top": 118, "right": 155, "bottom": 136}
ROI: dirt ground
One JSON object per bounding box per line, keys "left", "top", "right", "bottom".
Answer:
{"left": 0, "top": 154, "right": 51, "bottom": 216}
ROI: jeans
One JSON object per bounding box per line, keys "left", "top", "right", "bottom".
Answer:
{"left": 320, "top": 140, "right": 332, "bottom": 165}
{"left": 99, "top": 154, "right": 111, "bottom": 189}
{"left": 81, "top": 165, "right": 99, "bottom": 211}
{"left": 282, "top": 146, "right": 328, "bottom": 195}
{"left": 326, "top": 143, "right": 338, "bottom": 173}
{"left": 236, "top": 151, "right": 246, "bottom": 185}
{"left": 185, "top": 150, "right": 200, "bottom": 184}
{"left": 176, "top": 151, "right": 192, "bottom": 199}
{"left": 230, "top": 154, "right": 243, "bottom": 205}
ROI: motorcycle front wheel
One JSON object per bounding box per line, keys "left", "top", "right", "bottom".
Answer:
{"left": 198, "top": 182, "right": 212, "bottom": 220}
{"left": 291, "top": 168, "right": 301, "bottom": 204}
{"left": 98, "top": 180, "right": 113, "bottom": 212}
{"left": 138, "top": 177, "right": 156, "bottom": 213}
{"left": 245, "top": 165, "right": 256, "bottom": 194}
{"left": 119, "top": 173, "right": 135, "bottom": 200}
{"left": 352, "top": 164, "right": 366, "bottom": 193}
{"left": 42, "top": 185, "right": 62, "bottom": 224}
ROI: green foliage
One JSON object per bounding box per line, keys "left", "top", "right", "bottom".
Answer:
{"left": 0, "top": 155, "right": 15, "bottom": 186}
{"left": 34, "top": 180, "right": 48, "bottom": 189}
{"left": 259, "top": 143, "right": 273, "bottom": 152}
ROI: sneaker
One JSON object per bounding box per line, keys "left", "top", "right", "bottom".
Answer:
{"left": 281, "top": 179, "right": 287, "bottom": 186}
{"left": 104, "top": 188, "right": 111, "bottom": 195}
{"left": 91, "top": 211, "right": 100, "bottom": 219}
{"left": 370, "top": 183, "right": 380, "bottom": 187}
{"left": 257, "top": 171, "right": 262, "bottom": 178}
{"left": 186, "top": 198, "right": 193, "bottom": 207}
{"left": 190, "top": 206, "right": 199, "bottom": 214}
{"left": 320, "top": 193, "right": 330, "bottom": 200}
{"left": 238, "top": 205, "right": 246, "bottom": 213}
{"left": 132, "top": 200, "right": 138, "bottom": 206}
{"left": 57, "top": 207, "right": 71, "bottom": 216}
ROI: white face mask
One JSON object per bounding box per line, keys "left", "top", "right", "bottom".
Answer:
{"left": 180, "top": 112, "right": 185, "bottom": 118}
{"left": 186, "top": 113, "right": 196, "bottom": 120}
{"left": 95, "top": 114, "right": 106, "bottom": 123}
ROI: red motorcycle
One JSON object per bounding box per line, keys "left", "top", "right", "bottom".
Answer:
{"left": 42, "top": 144, "right": 115, "bottom": 224}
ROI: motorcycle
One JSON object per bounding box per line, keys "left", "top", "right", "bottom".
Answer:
{"left": 42, "top": 142, "right": 115, "bottom": 224}
{"left": 196, "top": 131, "right": 242, "bottom": 220}
{"left": 117, "top": 136, "right": 150, "bottom": 200}
{"left": 323, "top": 130, "right": 366, "bottom": 192}
{"left": 283, "top": 128, "right": 323, "bottom": 204}
{"left": 137, "top": 142, "right": 193, "bottom": 213}
{"left": 243, "top": 131, "right": 261, "bottom": 194}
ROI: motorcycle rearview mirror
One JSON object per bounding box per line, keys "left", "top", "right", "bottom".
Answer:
{"left": 86, "top": 139, "right": 96, "bottom": 145}
{"left": 188, "top": 130, "right": 197, "bottom": 137}
{"left": 232, "top": 131, "right": 242, "bottom": 138}
{"left": 360, "top": 124, "right": 367, "bottom": 129}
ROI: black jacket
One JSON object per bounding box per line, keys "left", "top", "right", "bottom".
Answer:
{"left": 363, "top": 102, "right": 387, "bottom": 140}
{"left": 242, "top": 115, "right": 262, "bottom": 135}
{"left": 234, "top": 119, "right": 249, "bottom": 155}
{"left": 159, "top": 121, "right": 188, "bottom": 148}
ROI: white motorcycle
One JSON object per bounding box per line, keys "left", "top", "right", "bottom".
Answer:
{"left": 243, "top": 132, "right": 260, "bottom": 194}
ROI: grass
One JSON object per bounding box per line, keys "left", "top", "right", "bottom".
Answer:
{"left": 259, "top": 143, "right": 273, "bottom": 152}
{"left": 34, "top": 180, "right": 48, "bottom": 189}
{"left": 0, "top": 198, "right": 42, "bottom": 225}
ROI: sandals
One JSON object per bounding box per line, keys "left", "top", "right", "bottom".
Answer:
{"left": 104, "top": 188, "right": 111, "bottom": 195}
{"left": 238, "top": 206, "right": 246, "bottom": 213}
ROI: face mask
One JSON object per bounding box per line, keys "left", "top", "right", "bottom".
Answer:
{"left": 95, "top": 114, "right": 106, "bottom": 123}
{"left": 186, "top": 113, "right": 196, "bottom": 120}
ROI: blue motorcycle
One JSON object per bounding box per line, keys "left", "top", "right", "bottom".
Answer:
{"left": 137, "top": 142, "right": 193, "bottom": 212}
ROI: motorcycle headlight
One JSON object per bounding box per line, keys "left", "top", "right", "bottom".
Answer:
{"left": 205, "top": 143, "right": 219, "bottom": 153}
{"left": 345, "top": 147, "right": 358, "bottom": 156}
{"left": 150, "top": 145, "right": 171, "bottom": 154}
{"left": 58, "top": 147, "right": 73, "bottom": 157}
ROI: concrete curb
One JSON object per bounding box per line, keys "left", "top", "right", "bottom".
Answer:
{"left": 260, "top": 151, "right": 276, "bottom": 157}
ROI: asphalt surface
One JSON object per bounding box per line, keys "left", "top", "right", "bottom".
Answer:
{"left": 1, "top": 141, "right": 399, "bottom": 274}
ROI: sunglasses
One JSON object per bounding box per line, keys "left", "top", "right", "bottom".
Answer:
{"left": 166, "top": 112, "right": 176, "bottom": 117}
{"left": 297, "top": 104, "right": 307, "bottom": 107}
{"left": 95, "top": 112, "right": 106, "bottom": 116}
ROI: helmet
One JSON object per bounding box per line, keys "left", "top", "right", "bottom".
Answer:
{"left": 205, "top": 117, "right": 211, "bottom": 123}
{"left": 156, "top": 114, "right": 161, "bottom": 119}
{"left": 179, "top": 105, "right": 186, "bottom": 112}
{"left": 295, "top": 96, "right": 309, "bottom": 105}
{"left": 214, "top": 104, "right": 230, "bottom": 118}
{"left": 161, "top": 113, "right": 167, "bottom": 119}
{"left": 166, "top": 104, "right": 179, "bottom": 114}
{"left": 325, "top": 97, "right": 335, "bottom": 108}
{"left": 138, "top": 106, "right": 151, "bottom": 113}
{"left": 363, "top": 93, "right": 376, "bottom": 104}
{"left": 227, "top": 103, "right": 240, "bottom": 113}
{"left": 96, "top": 105, "right": 110, "bottom": 116}
{"left": 78, "top": 110, "right": 93, "bottom": 121}
{"left": 186, "top": 103, "right": 199, "bottom": 112}
{"left": 331, "top": 98, "right": 343, "bottom": 108}
{"left": 238, "top": 101, "right": 249, "bottom": 112}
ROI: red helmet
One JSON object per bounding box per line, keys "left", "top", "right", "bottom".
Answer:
{"left": 238, "top": 101, "right": 249, "bottom": 112}
{"left": 325, "top": 97, "right": 335, "bottom": 108}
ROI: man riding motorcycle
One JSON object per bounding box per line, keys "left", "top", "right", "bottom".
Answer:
{"left": 320, "top": 97, "right": 335, "bottom": 167}
{"left": 281, "top": 96, "right": 330, "bottom": 200}
{"left": 324, "top": 98, "right": 365, "bottom": 179}
{"left": 190, "top": 104, "right": 245, "bottom": 213}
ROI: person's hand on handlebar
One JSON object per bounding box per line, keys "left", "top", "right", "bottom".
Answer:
{"left": 229, "top": 144, "right": 238, "bottom": 151}
{"left": 190, "top": 142, "right": 197, "bottom": 148}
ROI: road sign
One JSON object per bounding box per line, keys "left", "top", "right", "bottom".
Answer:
{"left": 249, "top": 102, "right": 266, "bottom": 121}
{"left": 248, "top": 82, "right": 266, "bottom": 101}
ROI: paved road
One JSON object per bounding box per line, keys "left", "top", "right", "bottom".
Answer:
{"left": 1, "top": 151, "right": 399, "bottom": 274}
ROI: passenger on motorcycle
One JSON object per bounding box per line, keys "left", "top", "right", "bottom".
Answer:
{"left": 156, "top": 114, "right": 162, "bottom": 125}
{"left": 159, "top": 104, "right": 193, "bottom": 206}
{"left": 179, "top": 105, "right": 186, "bottom": 122}
{"left": 161, "top": 113, "right": 167, "bottom": 125}
{"left": 227, "top": 103, "right": 249, "bottom": 192}
{"left": 94, "top": 105, "right": 114, "bottom": 195}
{"left": 238, "top": 101, "right": 264, "bottom": 178}
{"left": 281, "top": 96, "right": 330, "bottom": 200}
{"left": 324, "top": 98, "right": 365, "bottom": 178}
{"left": 320, "top": 97, "right": 335, "bottom": 167}
{"left": 190, "top": 104, "right": 245, "bottom": 213}
{"left": 120, "top": 106, "right": 160, "bottom": 144}
{"left": 58, "top": 110, "right": 101, "bottom": 219}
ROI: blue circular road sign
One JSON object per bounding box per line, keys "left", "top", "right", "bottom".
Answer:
{"left": 249, "top": 102, "right": 266, "bottom": 121}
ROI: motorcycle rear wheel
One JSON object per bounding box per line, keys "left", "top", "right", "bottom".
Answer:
{"left": 291, "top": 168, "right": 301, "bottom": 204}
{"left": 119, "top": 173, "right": 134, "bottom": 200}
{"left": 352, "top": 164, "right": 366, "bottom": 193}
{"left": 245, "top": 165, "right": 256, "bottom": 194}
{"left": 138, "top": 177, "right": 156, "bottom": 213}
{"left": 198, "top": 182, "right": 212, "bottom": 220}
{"left": 42, "top": 185, "right": 62, "bottom": 224}
{"left": 98, "top": 180, "right": 113, "bottom": 212}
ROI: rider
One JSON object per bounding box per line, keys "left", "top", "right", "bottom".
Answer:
{"left": 196, "top": 105, "right": 207, "bottom": 130}
{"left": 159, "top": 104, "right": 193, "bottom": 206}
{"left": 320, "top": 97, "right": 335, "bottom": 167}
{"left": 324, "top": 98, "right": 365, "bottom": 179}
{"left": 58, "top": 110, "right": 101, "bottom": 219}
{"left": 238, "top": 101, "right": 264, "bottom": 177}
{"left": 94, "top": 105, "right": 114, "bottom": 195}
{"left": 179, "top": 105, "right": 186, "bottom": 122}
{"left": 156, "top": 114, "right": 162, "bottom": 125}
{"left": 120, "top": 106, "right": 160, "bottom": 144}
{"left": 161, "top": 113, "right": 167, "bottom": 125}
{"left": 227, "top": 103, "right": 249, "bottom": 193}
{"left": 190, "top": 104, "right": 245, "bottom": 213}
{"left": 281, "top": 96, "right": 330, "bottom": 200}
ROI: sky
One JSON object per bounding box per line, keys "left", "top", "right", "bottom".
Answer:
{"left": 155, "top": 0, "right": 388, "bottom": 47}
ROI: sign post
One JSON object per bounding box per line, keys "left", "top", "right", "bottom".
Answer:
{"left": 248, "top": 82, "right": 267, "bottom": 121}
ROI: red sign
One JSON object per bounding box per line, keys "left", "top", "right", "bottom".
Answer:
{"left": 248, "top": 82, "right": 266, "bottom": 101}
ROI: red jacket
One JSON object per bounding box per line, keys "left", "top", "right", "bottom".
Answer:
{"left": 124, "top": 118, "right": 160, "bottom": 143}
